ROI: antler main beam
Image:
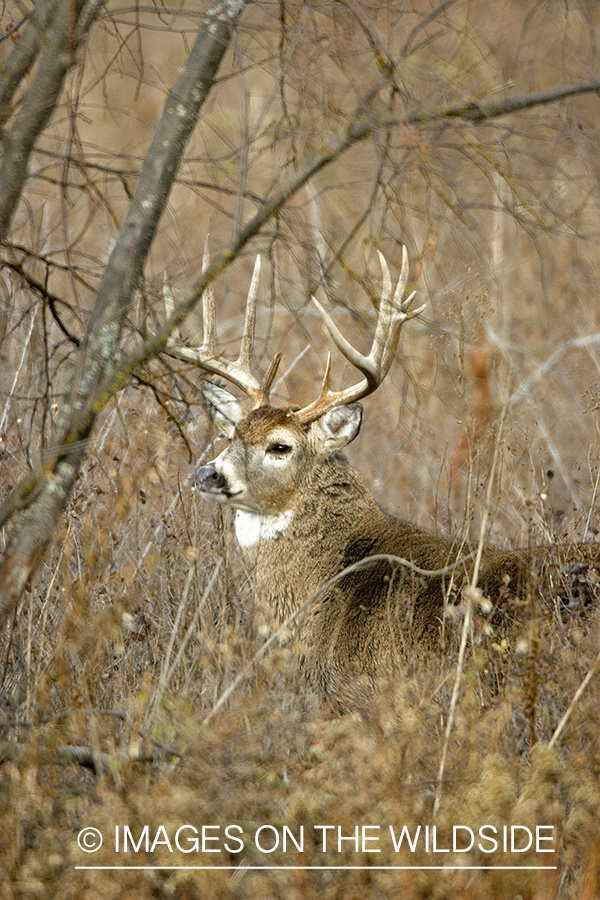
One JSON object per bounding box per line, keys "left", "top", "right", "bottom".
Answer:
{"left": 164, "top": 246, "right": 281, "bottom": 409}
{"left": 295, "top": 246, "right": 424, "bottom": 424}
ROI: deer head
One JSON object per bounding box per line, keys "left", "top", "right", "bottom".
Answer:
{"left": 165, "top": 245, "right": 423, "bottom": 526}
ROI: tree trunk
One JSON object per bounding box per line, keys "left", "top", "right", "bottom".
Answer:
{"left": 0, "top": 0, "right": 248, "bottom": 625}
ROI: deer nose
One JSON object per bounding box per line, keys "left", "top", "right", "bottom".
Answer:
{"left": 196, "top": 465, "right": 226, "bottom": 492}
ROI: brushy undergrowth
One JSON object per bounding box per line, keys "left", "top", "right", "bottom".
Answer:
{"left": 1, "top": 391, "right": 600, "bottom": 900}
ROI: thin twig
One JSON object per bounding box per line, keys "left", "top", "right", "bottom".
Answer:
{"left": 0, "top": 304, "right": 37, "bottom": 436}
{"left": 147, "top": 563, "right": 196, "bottom": 723}
{"left": 434, "top": 405, "right": 507, "bottom": 816}
{"left": 548, "top": 651, "right": 600, "bottom": 750}
{"left": 162, "top": 560, "right": 222, "bottom": 692}
{"left": 505, "top": 332, "right": 600, "bottom": 409}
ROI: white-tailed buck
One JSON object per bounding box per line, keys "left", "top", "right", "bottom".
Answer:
{"left": 166, "top": 249, "right": 599, "bottom": 709}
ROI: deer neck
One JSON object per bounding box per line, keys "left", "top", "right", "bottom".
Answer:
{"left": 235, "top": 453, "right": 373, "bottom": 545}
{"left": 233, "top": 454, "right": 380, "bottom": 621}
{"left": 234, "top": 509, "right": 293, "bottom": 548}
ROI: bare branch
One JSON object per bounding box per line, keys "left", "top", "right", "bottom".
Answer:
{"left": 0, "top": 0, "right": 59, "bottom": 127}
{"left": 0, "top": 0, "right": 106, "bottom": 243}
{"left": 408, "top": 80, "right": 600, "bottom": 125}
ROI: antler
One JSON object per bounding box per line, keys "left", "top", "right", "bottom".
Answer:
{"left": 164, "top": 241, "right": 281, "bottom": 409}
{"left": 295, "top": 246, "right": 425, "bottom": 424}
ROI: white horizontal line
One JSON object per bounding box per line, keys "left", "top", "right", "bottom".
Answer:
{"left": 75, "top": 865, "right": 558, "bottom": 871}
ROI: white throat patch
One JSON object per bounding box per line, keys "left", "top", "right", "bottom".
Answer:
{"left": 235, "top": 510, "right": 292, "bottom": 548}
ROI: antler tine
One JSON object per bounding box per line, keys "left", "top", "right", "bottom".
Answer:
{"left": 320, "top": 351, "right": 333, "bottom": 394}
{"left": 370, "top": 251, "right": 393, "bottom": 369}
{"left": 296, "top": 246, "right": 424, "bottom": 425}
{"left": 237, "top": 254, "right": 260, "bottom": 371}
{"left": 237, "top": 255, "right": 283, "bottom": 407}
{"left": 381, "top": 245, "right": 424, "bottom": 373}
{"left": 256, "top": 351, "right": 283, "bottom": 407}
{"left": 163, "top": 275, "right": 177, "bottom": 333}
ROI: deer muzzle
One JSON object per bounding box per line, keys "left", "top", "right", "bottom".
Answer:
{"left": 196, "top": 465, "right": 227, "bottom": 494}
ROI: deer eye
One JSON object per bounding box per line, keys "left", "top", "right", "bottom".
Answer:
{"left": 266, "top": 442, "right": 291, "bottom": 456}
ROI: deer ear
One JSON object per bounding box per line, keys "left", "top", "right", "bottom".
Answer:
{"left": 313, "top": 403, "right": 362, "bottom": 451}
{"left": 202, "top": 382, "right": 243, "bottom": 439}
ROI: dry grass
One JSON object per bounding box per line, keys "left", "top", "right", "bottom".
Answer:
{"left": 1, "top": 338, "right": 600, "bottom": 898}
